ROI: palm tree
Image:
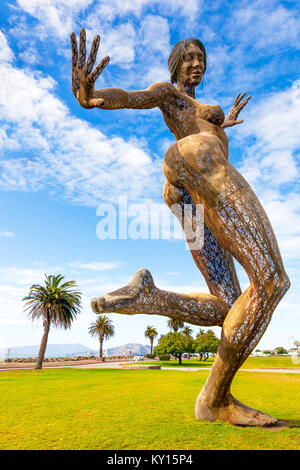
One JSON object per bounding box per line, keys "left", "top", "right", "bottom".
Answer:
{"left": 167, "top": 318, "right": 184, "bottom": 332}
{"left": 89, "top": 315, "right": 115, "bottom": 359}
{"left": 196, "top": 328, "right": 205, "bottom": 338}
{"left": 182, "top": 325, "right": 193, "bottom": 359}
{"left": 144, "top": 326, "right": 158, "bottom": 354}
{"left": 183, "top": 325, "right": 193, "bottom": 337}
{"left": 23, "top": 274, "right": 81, "bottom": 369}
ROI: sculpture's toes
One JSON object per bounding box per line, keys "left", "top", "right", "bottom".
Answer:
{"left": 90, "top": 268, "right": 155, "bottom": 314}
{"left": 195, "top": 394, "right": 278, "bottom": 427}
{"left": 91, "top": 296, "right": 107, "bottom": 313}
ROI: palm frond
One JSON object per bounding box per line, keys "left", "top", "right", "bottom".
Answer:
{"left": 144, "top": 326, "right": 158, "bottom": 339}
{"left": 22, "top": 274, "right": 82, "bottom": 328}
{"left": 167, "top": 318, "right": 184, "bottom": 332}
{"left": 89, "top": 315, "right": 115, "bottom": 340}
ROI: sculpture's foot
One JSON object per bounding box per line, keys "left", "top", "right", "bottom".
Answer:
{"left": 195, "top": 394, "right": 278, "bottom": 427}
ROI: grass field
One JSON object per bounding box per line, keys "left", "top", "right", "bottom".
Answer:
{"left": 146, "top": 356, "right": 300, "bottom": 369}
{"left": 0, "top": 368, "right": 299, "bottom": 450}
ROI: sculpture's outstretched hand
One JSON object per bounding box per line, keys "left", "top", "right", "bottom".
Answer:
{"left": 70, "top": 27, "right": 110, "bottom": 108}
{"left": 221, "top": 92, "right": 251, "bottom": 129}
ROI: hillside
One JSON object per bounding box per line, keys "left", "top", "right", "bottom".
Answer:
{"left": 3, "top": 343, "right": 97, "bottom": 358}
{"left": 107, "top": 343, "right": 150, "bottom": 356}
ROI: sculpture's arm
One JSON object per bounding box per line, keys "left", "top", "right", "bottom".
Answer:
{"left": 89, "top": 84, "right": 169, "bottom": 110}
{"left": 71, "top": 28, "right": 168, "bottom": 110}
{"left": 221, "top": 92, "right": 251, "bottom": 129}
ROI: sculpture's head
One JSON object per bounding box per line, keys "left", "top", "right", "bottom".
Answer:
{"left": 168, "top": 38, "right": 206, "bottom": 88}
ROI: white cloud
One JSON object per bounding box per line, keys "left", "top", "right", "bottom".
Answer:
{"left": 1, "top": 267, "right": 51, "bottom": 286}
{"left": 0, "top": 264, "right": 124, "bottom": 326}
{"left": 19, "top": 48, "right": 40, "bottom": 65}
{"left": 0, "top": 267, "right": 50, "bottom": 326}
{"left": 236, "top": 80, "right": 300, "bottom": 188}
{"left": 142, "top": 65, "right": 169, "bottom": 86}
{"left": 17, "top": 0, "right": 94, "bottom": 38}
{"left": 0, "top": 231, "right": 14, "bottom": 238}
{"left": 85, "top": 0, "right": 200, "bottom": 24}
{"left": 83, "top": 19, "right": 137, "bottom": 66}
{"left": 101, "top": 23, "right": 136, "bottom": 65}
{"left": 67, "top": 261, "right": 122, "bottom": 271}
{"left": 0, "top": 32, "right": 163, "bottom": 206}
{"left": 10, "top": 1, "right": 198, "bottom": 89}
{"left": 0, "top": 31, "right": 14, "bottom": 63}
{"left": 239, "top": 82, "right": 300, "bottom": 154}
{"left": 15, "top": 0, "right": 200, "bottom": 44}
{"left": 139, "top": 15, "right": 170, "bottom": 58}
{"left": 229, "top": 81, "right": 300, "bottom": 262}
{"left": 229, "top": 2, "right": 300, "bottom": 51}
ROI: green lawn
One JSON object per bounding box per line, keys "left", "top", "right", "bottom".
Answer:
{"left": 0, "top": 368, "right": 299, "bottom": 450}
{"left": 146, "top": 356, "right": 300, "bottom": 369}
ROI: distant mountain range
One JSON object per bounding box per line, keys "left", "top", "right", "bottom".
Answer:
{"left": 2, "top": 342, "right": 150, "bottom": 358}
{"left": 107, "top": 343, "right": 150, "bottom": 356}
{"left": 2, "top": 343, "right": 97, "bottom": 358}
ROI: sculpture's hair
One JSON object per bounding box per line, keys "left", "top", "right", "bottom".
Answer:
{"left": 168, "top": 38, "right": 206, "bottom": 84}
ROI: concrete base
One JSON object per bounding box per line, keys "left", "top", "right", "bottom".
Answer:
{"left": 121, "top": 364, "right": 161, "bottom": 370}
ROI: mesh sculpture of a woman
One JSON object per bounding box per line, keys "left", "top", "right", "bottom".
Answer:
{"left": 71, "top": 28, "right": 290, "bottom": 426}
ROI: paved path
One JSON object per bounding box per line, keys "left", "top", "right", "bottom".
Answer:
{"left": 1, "top": 362, "right": 300, "bottom": 374}
{"left": 73, "top": 363, "right": 300, "bottom": 373}
{"left": 0, "top": 361, "right": 127, "bottom": 371}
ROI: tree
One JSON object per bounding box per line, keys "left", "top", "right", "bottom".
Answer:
{"left": 167, "top": 318, "right": 184, "bottom": 332}
{"left": 194, "top": 329, "right": 220, "bottom": 361}
{"left": 23, "top": 274, "right": 81, "bottom": 369}
{"left": 89, "top": 315, "right": 115, "bottom": 359}
{"left": 144, "top": 326, "right": 158, "bottom": 354}
{"left": 154, "top": 332, "right": 194, "bottom": 365}
{"left": 294, "top": 340, "right": 300, "bottom": 351}
{"left": 275, "top": 347, "right": 287, "bottom": 355}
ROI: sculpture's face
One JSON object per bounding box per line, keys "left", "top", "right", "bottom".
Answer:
{"left": 177, "top": 43, "right": 205, "bottom": 87}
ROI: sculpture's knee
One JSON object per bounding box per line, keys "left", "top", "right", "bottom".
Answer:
{"left": 263, "top": 269, "right": 290, "bottom": 299}
{"left": 163, "top": 144, "right": 184, "bottom": 187}
{"left": 278, "top": 270, "right": 290, "bottom": 296}
{"left": 163, "top": 182, "right": 194, "bottom": 217}
{"left": 163, "top": 181, "right": 184, "bottom": 207}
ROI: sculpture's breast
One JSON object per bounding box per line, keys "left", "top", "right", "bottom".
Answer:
{"left": 195, "top": 104, "right": 225, "bottom": 126}
{"left": 161, "top": 95, "right": 225, "bottom": 141}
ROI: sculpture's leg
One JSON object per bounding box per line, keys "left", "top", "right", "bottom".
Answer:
{"left": 163, "top": 135, "right": 290, "bottom": 426}
{"left": 163, "top": 181, "right": 241, "bottom": 308}
{"left": 91, "top": 268, "right": 229, "bottom": 326}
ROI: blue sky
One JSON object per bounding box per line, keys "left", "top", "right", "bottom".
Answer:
{"left": 0, "top": 0, "right": 299, "bottom": 353}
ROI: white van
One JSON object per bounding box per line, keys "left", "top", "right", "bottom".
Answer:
{"left": 133, "top": 355, "right": 144, "bottom": 362}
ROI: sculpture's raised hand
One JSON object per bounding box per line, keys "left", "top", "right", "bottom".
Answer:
{"left": 221, "top": 92, "right": 251, "bottom": 129}
{"left": 70, "top": 27, "right": 110, "bottom": 107}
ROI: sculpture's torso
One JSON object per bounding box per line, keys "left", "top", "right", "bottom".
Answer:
{"left": 157, "top": 83, "right": 229, "bottom": 158}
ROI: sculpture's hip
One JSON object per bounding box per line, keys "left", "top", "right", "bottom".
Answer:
{"left": 163, "top": 132, "right": 227, "bottom": 194}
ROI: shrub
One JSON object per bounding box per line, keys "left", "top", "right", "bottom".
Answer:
{"left": 146, "top": 354, "right": 155, "bottom": 358}
{"left": 159, "top": 355, "right": 171, "bottom": 361}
